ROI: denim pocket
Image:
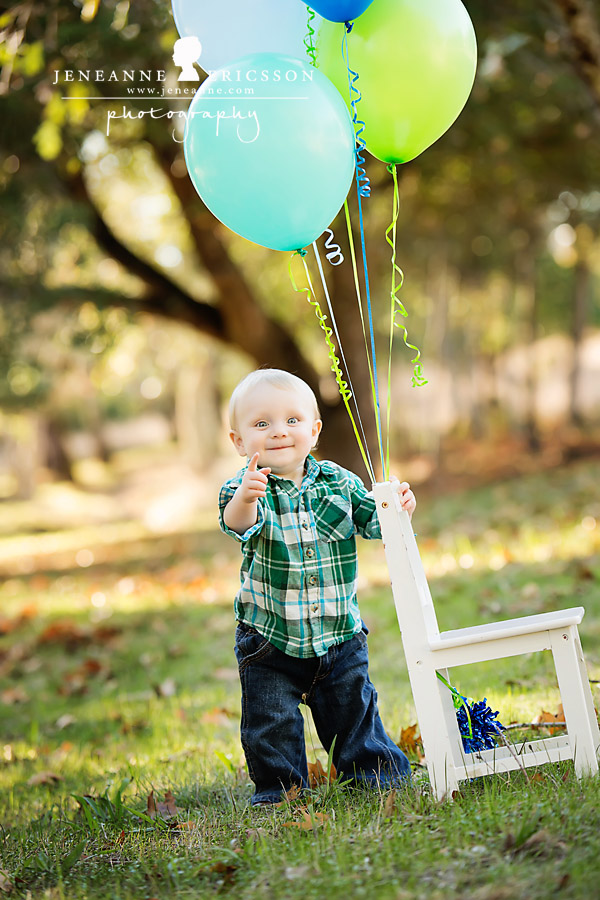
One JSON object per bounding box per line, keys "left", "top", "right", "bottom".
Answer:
{"left": 235, "top": 623, "right": 273, "bottom": 668}
{"left": 313, "top": 495, "right": 355, "bottom": 542}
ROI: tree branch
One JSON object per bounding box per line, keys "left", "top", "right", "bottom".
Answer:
{"left": 66, "top": 170, "right": 225, "bottom": 339}
{"left": 554, "top": 0, "right": 600, "bottom": 106}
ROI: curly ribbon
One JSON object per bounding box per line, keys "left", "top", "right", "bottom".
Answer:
{"left": 304, "top": 6, "right": 318, "bottom": 67}
{"left": 323, "top": 229, "right": 344, "bottom": 266}
{"left": 384, "top": 164, "right": 427, "bottom": 475}
{"left": 343, "top": 200, "right": 379, "bottom": 458}
{"left": 436, "top": 671, "right": 474, "bottom": 741}
{"left": 289, "top": 251, "right": 375, "bottom": 482}
{"left": 312, "top": 241, "right": 375, "bottom": 481}
{"left": 340, "top": 30, "right": 385, "bottom": 476}
{"left": 341, "top": 29, "right": 369, "bottom": 199}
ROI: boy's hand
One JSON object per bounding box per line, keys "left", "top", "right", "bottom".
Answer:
{"left": 390, "top": 476, "right": 416, "bottom": 519}
{"left": 239, "top": 452, "right": 271, "bottom": 503}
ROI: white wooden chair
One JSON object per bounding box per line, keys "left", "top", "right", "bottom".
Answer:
{"left": 373, "top": 480, "right": 600, "bottom": 800}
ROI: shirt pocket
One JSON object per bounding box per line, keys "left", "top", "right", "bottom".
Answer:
{"left": 313, "top": 495, "right": 356, "bottom": 542}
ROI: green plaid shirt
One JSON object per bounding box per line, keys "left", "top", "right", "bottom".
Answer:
{"left": 218, "top": 455, "right": 381, "bottom": 658}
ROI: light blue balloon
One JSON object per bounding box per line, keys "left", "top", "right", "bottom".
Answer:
{"left": 183, "top": 53, "right": 356, "bottom": 252}
{"left": 172, "top": 0, "right": 321, "bottom": 73}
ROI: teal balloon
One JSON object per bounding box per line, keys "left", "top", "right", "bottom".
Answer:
{"left": 183, "top": 53, "right": 356, "bottom": 251}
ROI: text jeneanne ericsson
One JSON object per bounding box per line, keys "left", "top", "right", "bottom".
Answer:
{"left": 54, "top": 66, "right": 313, "bottom": 143}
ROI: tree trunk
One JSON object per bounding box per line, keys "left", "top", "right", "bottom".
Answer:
{"left": 568, "top": 258, "right": 589, "bottom": 428}
{"left": 554, "top": 0, "right": 600, "bottom": 106}
{"left": 517, "top": 252, "right": 541, "bottom": 453}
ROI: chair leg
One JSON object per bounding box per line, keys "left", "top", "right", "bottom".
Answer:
{"left": 550, "top": 626, "right": 600, "bottom": 777}
{"left": 409, "top": 664, "right": 460, "bottom": 800}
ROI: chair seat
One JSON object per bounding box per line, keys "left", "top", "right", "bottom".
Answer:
{"left": 429, "top": 607, "right": 585, "bottom": 651}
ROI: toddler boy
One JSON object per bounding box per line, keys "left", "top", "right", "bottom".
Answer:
{"left": 219, "top": 368, "right": 416, "bottom": 805}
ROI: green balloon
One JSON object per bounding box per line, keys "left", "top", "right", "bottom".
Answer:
{"left": 316, "top": 0, "right": 477, "bottom": 164}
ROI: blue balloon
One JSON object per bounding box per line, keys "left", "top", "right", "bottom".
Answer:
{"left": 183, "top": 53, "right": 356, "bottom": 252}
{"left": 306, "top": 0, "right": 373, "bottom": 23}
{"left": 172, "top": 0, "right": 321, "bottom": 73}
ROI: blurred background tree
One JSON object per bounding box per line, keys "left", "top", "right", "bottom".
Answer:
{"left": 0, "top": 0, "right": 599, "bottom": 500}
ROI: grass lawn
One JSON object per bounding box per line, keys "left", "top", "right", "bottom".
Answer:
{"left": 1, "top": 458, "right": 600, "bottom": 899}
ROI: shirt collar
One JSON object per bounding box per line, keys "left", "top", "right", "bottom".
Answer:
{"left": 255, "top": 454, "right": 334, "bottom": 495}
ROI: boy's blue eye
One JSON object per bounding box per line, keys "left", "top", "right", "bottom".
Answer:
{"left": 287, "top": 417, "right": 298, "bottom": 424}
{"left": 255, "top": 421, "right": 268, "bottom": 428}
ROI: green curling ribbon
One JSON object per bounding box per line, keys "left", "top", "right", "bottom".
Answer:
{"left": 289, "top": 251, "right": 373, "bottom": 481}
{"left": 436, "top": 671, "right": 474, "bottom": 741}
{"left": 304, "top": 6, "right": 318, "bottom": 68}
{"left": 343, "top": 200, "right": 383, "bottom": 477}
{"left": 385, "top": 163, "right": 427, "bottom": 471}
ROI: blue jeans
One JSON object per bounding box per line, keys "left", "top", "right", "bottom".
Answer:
{"left": 234, "top": 622, "right": 411, "bottom": 805}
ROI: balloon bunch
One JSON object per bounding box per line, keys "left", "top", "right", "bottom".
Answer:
{"left": 175, "top": 0, "right": 477, "bottom": 476}
{"left": 178, "top": 0, "right": 476, "bottom": 250}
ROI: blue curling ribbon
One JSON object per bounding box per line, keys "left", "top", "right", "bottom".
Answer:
{"left": 437, "top": 672, "right": 506, "bottom": 753}
{"left": 323, "top": 229, "right": 344, "bottom": 266}
{"left": 456, "top": 698, "right": 506, "bottom": 753}
{"left": 341, "top": 24, "right": 384, "bottom": 473}
{"left": 341, "top": 29, "right": 370, "bottom": 199}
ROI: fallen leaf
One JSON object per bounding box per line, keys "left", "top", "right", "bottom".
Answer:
{"left": 59, "top": 658, "right": 111, "bottom": 696}
{"left": 38, "top": 620, "right": 89, "bottom": 648}
{"left": 399, "top": 723, "right": 422, "bottom": 755}
{"left": 154, "top": 678, "right": 176, "bottom": 698}
{"left": 383, "top": 790, "right": 396, "bottom": 818}
{"left": 1, "top": 687, "right": 29, "bottom": 705}
{"left": 514, "top": 828, "right": 568, "bottom": 858}
{"left": 213, "top": 667, "right": 238, "bottom": 682}
{"left": 19, "top": 601, "right": 39, "bottom": 619}
{"left": 201, "top": 707, "right": 235, "bottom": 726}
{"left": 27, "top": 771, "right": 63, "bottom": 786}
{"left": 282, "top": 808, "right": 329, "bottom": 830}
{"left": 91, "top": 625, "right": 121, "bottom": 643}
{"left": 532, "top": 707, "right": 566, "bottom": 735}
{"left": 276, "top": 784, "right": 301, "bottom": 805}
{"left": 147, "top": 790, "right": 179, "bottom": 820}
{"left": 0, "top": 618, "right": 18, "bottom": 636}
{"left": 307, "top": 758, "right": 337, "bottom": 787}
{"left": 285, "top": 865, "right": 312, "bottom": 880}
{"left": 208, "top": 859, "right": 240, "bottom": 884}
{"left": 55, "top": 714, "right": 77, "bottom": 730}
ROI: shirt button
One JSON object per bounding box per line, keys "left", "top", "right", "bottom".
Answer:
{"left": 312, "top": 605, "right": 318, "bottom": 613}
{"left": 305, "top": 548, "right": 314, "bottom": 558}
{"left": 308, "top": 575, "right": 317, "bottom": 586}
{"left": 302, "top": 522, "right": 309, "bottom": 530}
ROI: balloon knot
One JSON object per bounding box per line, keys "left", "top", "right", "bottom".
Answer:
{"left": 386, "top": 163, "right": 396, "bottom": 175}
{"left": 345, "top": 20, "right": 354, "bottom": 33}
{"left": 295, "top": 248, "right": 308, "bottom": 257}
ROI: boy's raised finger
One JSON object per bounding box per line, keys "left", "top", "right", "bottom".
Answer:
{"left": 248, "top": 452, "right": 260, "bottom": 471}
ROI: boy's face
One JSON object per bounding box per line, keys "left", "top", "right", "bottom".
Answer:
{"left": 230, "top": 384, "right": 322, "bottom": 478}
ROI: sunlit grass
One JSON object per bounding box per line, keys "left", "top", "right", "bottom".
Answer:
{"left": 1, "top": 458, "right": 599, "bottom": 897}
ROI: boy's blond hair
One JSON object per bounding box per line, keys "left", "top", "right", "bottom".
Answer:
{"left": 229, "top": 369, "right": 321, "bottom": 431}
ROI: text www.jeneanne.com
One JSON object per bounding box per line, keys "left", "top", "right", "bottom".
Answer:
{"left": 126, "top": 85, "right": 256, "bottom": 96}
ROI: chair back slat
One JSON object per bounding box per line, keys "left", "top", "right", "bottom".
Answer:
{"left": 374, "top": 482, "right": 440, "bottom": 645}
